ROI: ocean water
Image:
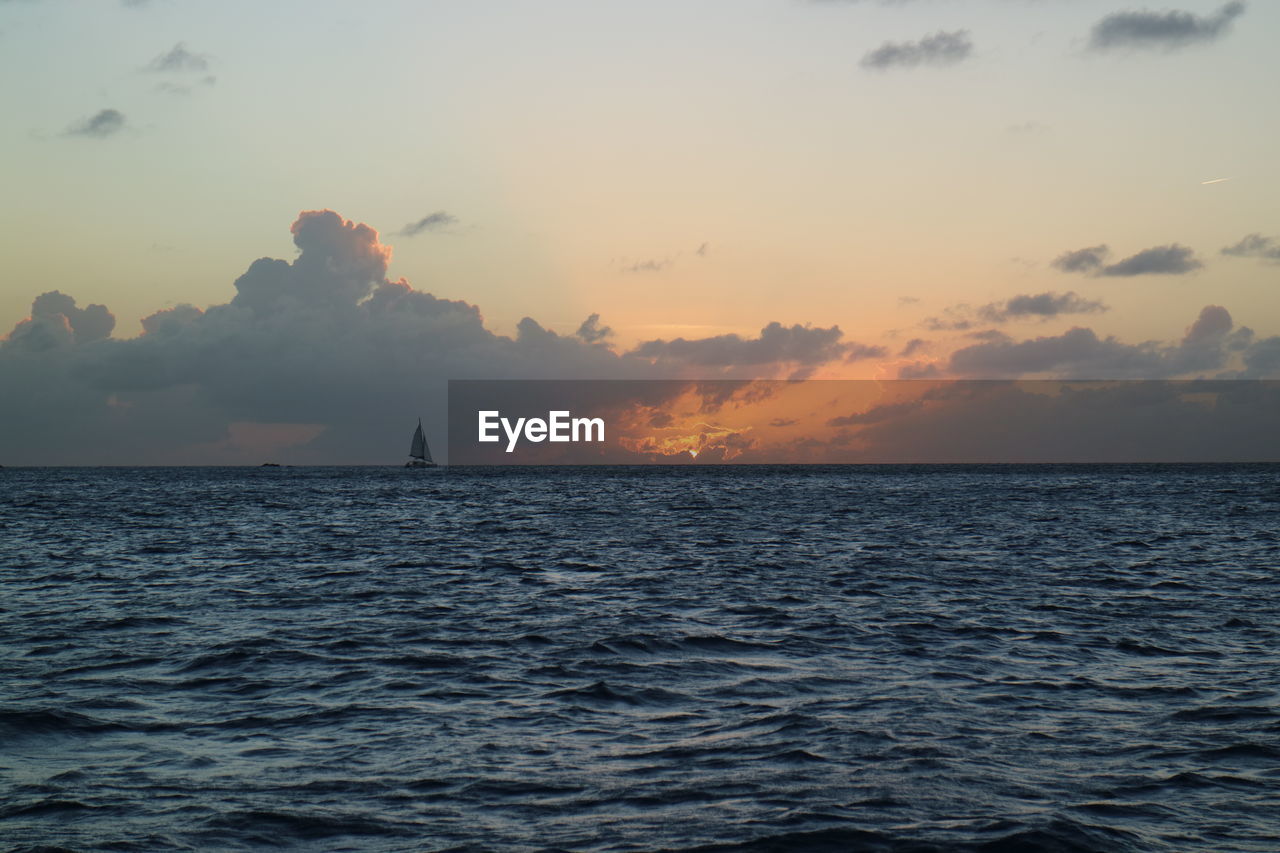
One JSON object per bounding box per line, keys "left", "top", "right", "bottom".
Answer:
{"left": 2, "top": 464, "right": 1279, "bottom": 852}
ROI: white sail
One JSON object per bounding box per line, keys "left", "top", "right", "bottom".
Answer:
{"left": 410, "top": 421, "right": 428, "bottom": 460}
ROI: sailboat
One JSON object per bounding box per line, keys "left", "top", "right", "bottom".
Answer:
{"left": 405, "top": 418, "right": 437, "bottom": 468}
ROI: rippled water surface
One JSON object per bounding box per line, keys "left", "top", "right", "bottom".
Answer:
{"left": 3, "top": 465, "right": 1279, "bottom": 852}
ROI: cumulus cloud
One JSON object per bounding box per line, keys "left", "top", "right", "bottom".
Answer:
{"left": 147, "top": 43, "right": 210, "bottom": 73}
{"left": 66, "top": 109, "right": 126, "bottom": 138}
{"left": 1240, "top": 337, "right": 1280, "bottom": 379}
{"left": 861, "top": 30, "right": 973, "bottom": 71}
{"left": 0, "top": 211, "right": 666, "bottom": 464}
{"left": 6, "top": 292, "right": 115, "bottom": 352}
{"left": 3, "top": 210, "right": 1272, "bottom": 464}
{"left": 1089, "top": 2, "right": 1246, "bottom": 52}
{"left": 399, "top": 211, "right": 458, "bottom": 237}
{"left": 1053, "top": 244, "right": 1202, "bottom": 277}
{"left": 1221, "top": 233, "right": 1280, "bottom": 262}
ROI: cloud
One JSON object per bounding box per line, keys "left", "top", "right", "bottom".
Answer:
{"left": 980, "top": 291, "right": 1108, "bottom": 322}
{"left": 147, "top": 42, "right": 210, "bottom": 73}
{"left": 1100, "top": 244, "right": 1202, "bottom": 276}
{"left": 631, "top": 322, "right": 883, "bottom": 372}
{"left": 845, "top": 379, "right": 1280, "bottom": 464}
{"left": 66, "top": 109, "right": 126, "bottom": 138}
{"left": 1221, "top": 233, "right": 1280, "bottom": 262}
{"left": 861, "top": 30, "right": 973, "bottom": 71}
{"left": 6, "top": 292, "right": 115, "bottom": 352}
{"left": 943, "top": 305, "right": 1249, "bottom": 379}
{"left": 1240, "top": 337, "right": 1280, "bottom": 379}
{"left": 924, "top": 305, "right": 977, "bottom": 332}
{"left": 0, "top": 210, "right": 672, "bottom": 464}
{"left": 1051, "top": 245, "right": 1109, "bottom": 274}
{"left": 1089, "top": 2, "right": 1246, "bottom": 52}
{"left": 968, "top": 330, "right": 1008, "bottom": 343}
{"left": 575, "top": 313, "right": 612, "bottom": 344}
{"left": 3, "top": 211, "right": 1272, "bottom": 464}
{"left": 399, "top": 211, "right": 458, "bottom": 237}
{"left": 926, "top": 291, "right": 1107, "bottom": 331}
{"left": 845, "top": 342, "right": 890, "bottom": 362}
{"left": 622, "top": 259, "right": 670, "bottom": 274}
{"left": 1053, "top": 244, "right": 1202, "bottom": 277}
{"left": 3, "top": 211, "right": 900, "bottom": 464}
{"left": 828, "top": 399, "right": 924, "bottom": 427}
{"left": 900, "top": 338, "right": 929, "bottom": 358}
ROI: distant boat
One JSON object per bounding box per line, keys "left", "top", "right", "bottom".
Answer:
{"left": 406, "top": 418, "right": 437, "bottom": 468}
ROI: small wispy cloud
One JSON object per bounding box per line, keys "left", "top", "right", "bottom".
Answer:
{"left": 66, "top": 109, "right": 126, "bottom": 139}
{"left": 399, "top": 211, "right": 458, "bottom": 237}
{"left": 147, "top": 43, "right": 210, "bottom": 73}
{"left": 622, "top": 259, "right": 670, "bottom": 274}
{"left": 861, "top": 30, "right": 973, "bottom": 71}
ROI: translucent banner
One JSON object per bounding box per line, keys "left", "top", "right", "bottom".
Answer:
{"left": 446, "top": 379, "right": 1280, "bottom": 465}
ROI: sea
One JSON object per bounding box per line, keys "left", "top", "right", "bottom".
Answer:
{"left": 2, "top": 464, "right": 1279, "bottom": 852}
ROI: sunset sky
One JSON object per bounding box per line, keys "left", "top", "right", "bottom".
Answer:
{"left": 2, "top": 0, "right": 1277, "bottom": 463}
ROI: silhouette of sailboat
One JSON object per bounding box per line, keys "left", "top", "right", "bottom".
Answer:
{"left": 405, "top": 419, "right": 437, "bottom": 468}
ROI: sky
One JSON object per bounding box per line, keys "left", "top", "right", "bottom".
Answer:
{"left": 1, "top": 0, "right": 1277, "bottom": 464}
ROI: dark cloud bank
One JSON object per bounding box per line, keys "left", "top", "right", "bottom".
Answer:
{"left": 0, "top": 211, "right": 873, "bottom": 464}
{"left": 400, "top": 211, "right": 457, "bottom": 237}
{"left": 3, "top": 211, "right": 1276, "bottom": 464}
{"left": 940, "top": 306, "right": 1262, "bottom": 380}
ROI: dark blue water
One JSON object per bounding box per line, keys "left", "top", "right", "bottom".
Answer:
{"left": 2, "top": 465, "right": 1279, "bottom": 852}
